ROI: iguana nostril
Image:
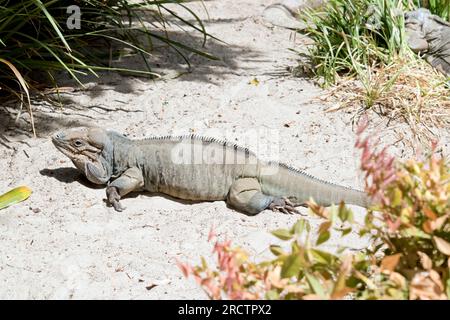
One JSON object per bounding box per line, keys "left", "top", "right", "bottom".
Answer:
{"left": 52, "top": 131, "right": 64, "bottom": 141}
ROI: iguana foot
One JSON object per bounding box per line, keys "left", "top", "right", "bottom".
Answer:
{"left": 269, "top": 197, "right": 303, "bottom": 215}
{"left": 106, "top": 186, "right": 126, "bottom": 212}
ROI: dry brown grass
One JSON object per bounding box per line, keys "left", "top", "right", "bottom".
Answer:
{"left": 322, "top": 57, "right": 450, "bottom": 143}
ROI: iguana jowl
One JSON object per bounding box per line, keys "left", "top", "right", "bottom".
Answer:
{"left": 52, "top": 127, "right": 369, "bottom": 214}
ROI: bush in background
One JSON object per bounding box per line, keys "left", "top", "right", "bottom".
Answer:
{"left": 300, "top": 0, "right": 415, "bottom": 85}
{"left": 298, "top": 0, "right": 449, "bottom": 144}
{"left": 178, "top": 120, "right": 450, "bottom": 300}
{"left": 300, "top": 0, "right": 449, "bottom": 85}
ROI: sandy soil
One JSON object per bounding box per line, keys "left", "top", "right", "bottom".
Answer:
{"left": 0, "top": 0, "right": 448, "bottom": 299}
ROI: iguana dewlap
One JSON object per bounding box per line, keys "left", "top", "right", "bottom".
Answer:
{"left": 52, "top": 127, "right": 369, "bottom": 214}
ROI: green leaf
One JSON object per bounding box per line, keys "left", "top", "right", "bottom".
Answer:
{"left": 265, "top": 290, "right": 280, "bottom": 300}
{"left": 316, "top": 230, "right": 331, "bottom": 246}
{"left": 305, "top": 273, "right": 326, "bottom": 298}
{"left": 359, "top": 229, "right": 368, "bottom": 237}
{"left": 291, "top": 219, "right": 306, "bottom": 236}
{"left": 338, "top": 203, "right": 355, "bottom": 223}
{"left": 401, "top": 227, "right": 431, "bottom": 239}
{"left": 310, "top": 249, "right": 336, "bottom": 265}
{"left": 0, "top": 186, "right": 32, "bottom": 210}
{"left": 342, "top": 227, "right": 352, "bottom": 236}
{"left": 338, "top": 203, "right": 348, "bottom": 221}
{"left": 281, "top": 254, "right": 302, "bottom": 278}
{"left": 306, "top": 220, "right": 311, "bottom": 233}
{"left": 329, "top": 205, "right": 338, "bottom": 223}
{"left": 347, "top": 210, "right": 354, "bottom": 224}
{"left": 269, "top": 245, "right": 285, "bottom": 256}
{"left": 271, "top": 229, "right": 293, "bottom": 241}
{"left": 364, "top": 212, "right": 373, "bottom": 226}
{"left": 346, "top": 276, "right": 362, "bottom": 289}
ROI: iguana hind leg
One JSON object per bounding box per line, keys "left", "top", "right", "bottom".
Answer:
{"left": 227, "top": 178, "right": 300, "bottom": 215}
{"left": 106, "top": 167, "right": 144, "bottom": 212}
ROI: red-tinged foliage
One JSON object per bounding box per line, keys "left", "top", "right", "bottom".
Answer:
{"left": 178, "top": 122, "right": 449, "bottom": 300}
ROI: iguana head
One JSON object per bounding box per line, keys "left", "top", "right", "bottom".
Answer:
{"left": 52, "top": 127, "right": 113, "bottom": 184}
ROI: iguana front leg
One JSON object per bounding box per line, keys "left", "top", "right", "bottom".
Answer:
{"left": 106, "top": 167, "right": 144, "bottom": 212}
{"left": 227, "top": 178, "right": 300, "bottom": 215}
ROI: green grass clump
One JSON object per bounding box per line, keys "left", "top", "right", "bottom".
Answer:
{"left": 0, "top": 1, "right": 214, "bottom": 135}
{"left": 299, "top": 0, "right": 450, "bottom": 142}
{"left": 301, "top": 0, "right": 415, "bottom": 86}
{"left": 300, "top": 0, "right": 450, "bottom": 86}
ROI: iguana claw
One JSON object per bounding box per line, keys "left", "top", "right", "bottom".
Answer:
{"left": 269, "top": 197, "right": 304, "bottom": 215}
{"left": 106, "top": 186, "right": 126, "bottom": 212}
{"left": 111, "top": 200, "right": 126, "bottom": 212}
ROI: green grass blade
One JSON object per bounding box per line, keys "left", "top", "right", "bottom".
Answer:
{"left": 32, "top": 0, "right": 72, "bottom": 52}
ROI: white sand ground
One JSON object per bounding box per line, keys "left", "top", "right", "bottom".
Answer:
{"left": 0, "top": 0, "right": 448, "bottom": 299}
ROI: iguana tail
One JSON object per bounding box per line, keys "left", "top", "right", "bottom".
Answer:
{"left": 260, "top": 164, "right": 370, "bottom": 208}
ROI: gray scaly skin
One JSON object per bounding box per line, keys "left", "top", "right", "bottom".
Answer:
{"left": 262, "top": 0, "right": 325, "bottom": 29}
{"left": 405, "top": 8, "right": 450, "bottom": 77}
{"left": 51, "top": 127, "right": 369, "bottom": 215}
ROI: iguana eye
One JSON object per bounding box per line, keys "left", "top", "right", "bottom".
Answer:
{"left": 73, "top": 140, "right": 83, "bottom": 147}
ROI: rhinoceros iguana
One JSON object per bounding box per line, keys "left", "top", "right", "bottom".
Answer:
{"left": 52, "top": 127, "right": 369, "bottom": 214}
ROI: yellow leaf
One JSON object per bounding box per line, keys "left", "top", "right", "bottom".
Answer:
{"left": 0, "top": 186, "right": 32, "bottom": 210}
{"left": 433, "top": 236, "right": 450, "bottom": 256}
{"left": 400, "top": 207, "right": 412, "bottom": 224}
{"left": 392, "top": 188, "right": 402, "bottom": 207}
{"left": 249, "top": 77, "right": 259, "bottom": 86}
